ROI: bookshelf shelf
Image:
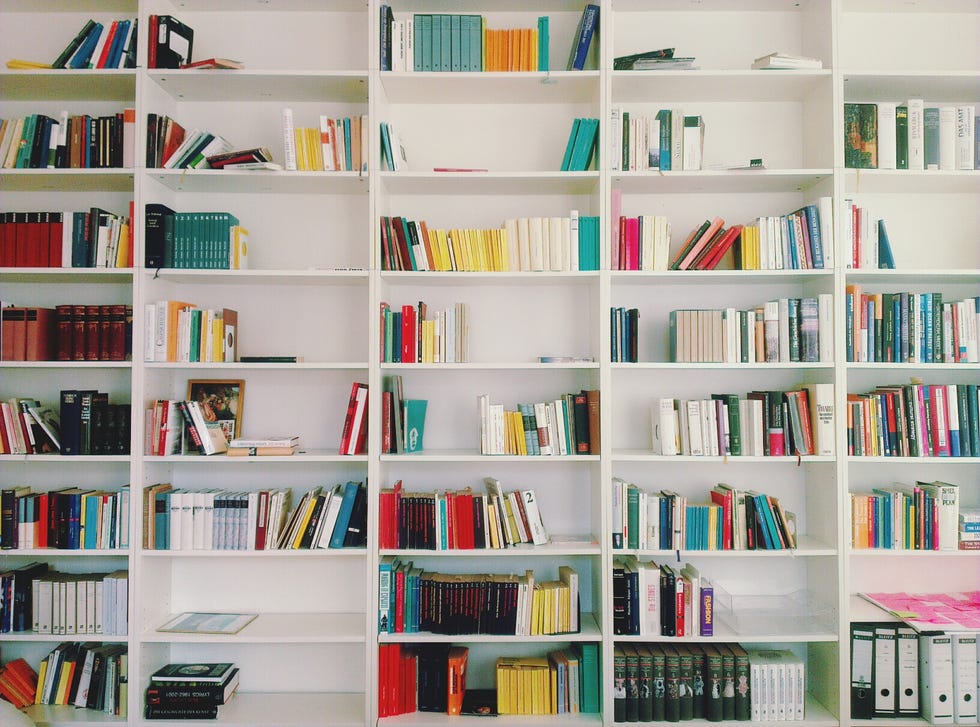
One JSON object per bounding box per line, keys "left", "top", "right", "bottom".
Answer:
{"left": 849, "top": 549, "right": 980, "bottom": 558}
{"left": 380, "top": 450, "right": 600, "bottom": 463}
{"left": 133, "top": 691, "right": 366, "bottom": 727}
{"left": 846, "top": 362, "right": 980, "bottom": 371}
{"left": 842, "top": 168, "right": 980, "bottom": 194}
{"left": 611, "top": 362, "right": 835, "bottom": 371}
{"left": 612, "top": 69, "right": 831, "bottom": 103}
{"left": 146, "top": 169, "right": 369, "bottom": 194}
{"left": 379, "top": 171, "right": 601, "bottom": 196}
{"left": 380, "top": 270, "right": 600, "bottom": 286}
{"left": 0, "top": 454, "right": 131, "bottom": 463}
{"left": 0, "top": 69, "right": 136, "bottom": 101}
{"left": 379, "top": 613, "right": 601, "bottom": 645}
{"left": 380, "top": 715, "right": 604, "bottom": 726}
{"left": 146, "top": 269, "right": 368, "bottom": 285}
{"left": 380, "top": 362, "right": 599, "bottom": 371}
{"left": 380, "top": 540, "right": 601, "bottom": 557}
{"left": 841, "top": 70, "right": 980, "bottom": 101}
{"left": 843, "top": 268, "right": 980, "bottom": 283}
{"left": 623, "top": 536, "right": 836, "bottom": 557}
{"left": 847, "top": 456, "right": 980, "bottom": 465}
{"left": 141, "top": 549, "right": 366, "bottom": 559}
{"left": 609, "top": 269, "right": 834, "bottom": 284}
{"left": 0, "top": 268, "right": 134, "bottom": 283}
{"left": 145, "top": 451, "right": 368, "bottom": 463}
{"left": 6, "top": 548, "right": 126, "bottom": 557}
{"left": 144, "top": 361, "right": 369, "bottom": 371}
{"left": 0, "top": 361, "right": 133, "bottom": 369}
{"left": 0, "top": 633, "right": 128, "bottom": 644}
{"left": 612, "top": 451, "right": 836, "bottom": 464}
{"left": 141, "top": 612, "right": 366, "bottom": 644}
{"left": 0, "top": 168, "right": 135, "bottom": 192}
{"left": 612, "top": 169, "right": 834, "bottom": 194}
{"left": 148, "top": 69, "right": 368, "bottom": 103}
{"left": 379, "top": 70, "right": 600, "bottom": 104}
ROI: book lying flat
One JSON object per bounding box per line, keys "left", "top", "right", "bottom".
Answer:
{"left": 229, "top": 436, "right": 299, "bottom": 448}
{"left": 226, "top": 445, "right": 298, "bottom": 456}
{"left": 180, "top": 57, "right": 244, "bottom": 69}
{"left": 751, "top": 52, "right": 823, "bottom": 70}
{"left": 157, "top": 612, "right": 257, "bottom": 635}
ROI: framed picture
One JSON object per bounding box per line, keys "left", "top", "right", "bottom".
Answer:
{"left": 187, "top": 379, "right": 245, "bottom": 440}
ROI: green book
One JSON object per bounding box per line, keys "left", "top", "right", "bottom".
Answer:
{"left": 923, "top": 106, "right": 940, "bottom": 168}
{"left": 895, "top": 105, "right": 909, "bottom": 169}
{"left": 626, "top": 484, "right": 639, "bottom": 549}
{"left": 613, "top": 645, "right": 626, "bottom": 722}
{"left": 637, "top": 645, "right": 654, "bottom": 722}
{"left": 419, "top": 14, "right": 432, "bottom": 71}
{"left": 656, "top": 109, "right": 672, "bottom": 170}
{"left": 561, "top": 118, "right": 581, "bottom": 171}
{"left": 677, "top": 645, "right": 694, "bottom": 720}
{"left": 470, "top": 15, "right": 483, "bottom": 71}
{"left": 15, "top": 114, "right": 38, "bottom": 168}
{"left": 844, "top": 103, "right": 878, "bottom": 168}
{"left": 651, "top": 644, "right": 666, "bottom": 721}
{"left": 575, "top": 642, "right": 600, "bottom": 713}
{"left": 413, "top": 15, "right": 425, "bottom": 71}
{"left": 690, "top": 645, "right": 706, "bottom": 719}
{"left": 624, "top": 644, "right": 639, "bottom": 721}
{"left": 718, "top": 643, "right": 735, "bottom": 720}
{"left": 664, "top": 644, "right": 681, "bottom": 722}
{"left": 702, "top": 643, "right": 723, "bottom": 722}
{"left": 430, "top": 14, "right": 442, "bottom": 71}
{"left": 569, "top": 118, "right": 598, "bottom": 171}
{"left": 711, "top": 393, "right": 741, "bottom": 456}
{"left": 188, "top": 308, "right": 201, "bottom": 362}
{"left": 538, "top": 16, "right": 549, "bottom": 72}
{"left": 402, "top": 399, "right": 427, "bottom": 452}
{"left": 459, "top": 15, "right": 471, "bottom": 71}
{"left": 729, "top": 644, "right": 752, "bottom": 721}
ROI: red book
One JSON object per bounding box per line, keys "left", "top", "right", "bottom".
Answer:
{"left": 390, "top": 217, "right": 413, "bottom": 272}
{"left": 108, "top": 304, "right": 126, "bottom": 361}
{"left": 710, "top": 488, "right": 733, "bottom": 550}
{"left": 24, "top": 307, "right": 55, "bottom": 361}
{"left": 381, "top": 389, "right": 393, "bottom": 453}
{"left": 13, "top": 213, "right": 29, "bottom": 266}
{"left": 457, "top": 488, "right": 475, "bottom": 549}
{"left": 48, "top": 211, "right": 63, "bottom": 267}
{"left": 2, "top": 307, "right": 26, "bottom": 360}
{"left": 36, "top": 492, "right": 48, "bottom": 547}
{"left": 160, "top": 119, "right": 186, "bottom": 167}
{"left": 148, "top": 15, "right": 159, "bottom": 68}
{"left": 930, "top": 384, "right": 951, "bottom": 456}
{"left": 698, "top": 224, "right": 743, "bottom": 270}
{"left": 400, "top": 304, "right": 416, "bottom": 363}
{"left": 95, "top": 21, "right": 118, "bottom": 68}
{"left": 32, "top": 211, "right": 49, "bottom": 267}
{"left": 675, "top": 578, "right": 685, "bottom": 637}
{"left": 84, "top": 304, "right": 100, "bottom": 361}
{"left": 394, "top": 564, "right": 405, "bottom": 632}
{"left": 338, "top": 381, "right": 361, "bottom": 454}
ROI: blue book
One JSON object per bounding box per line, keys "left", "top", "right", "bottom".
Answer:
{"left": 343, "top": 117, "right": 352, "bottom": 171}
{"left": 877, "top": 219, "right": 895, "bottom": 269}
{"left": 567, "top": 4, "right": 599, "bottom": 71}
{"left": 155, "top": 491, "right": 170, "bottom": 549}
{"left": 459, "top": 15, "right": 471, "bottom": 71}
{"left": 469, "top": 15, "right": 482, "bottom": 71}
{"left": 538, "top": 16, "right": 549, "bottom": 71}
{"left": 106, "top": 19, "right": 130, "bottom": 68}
{"left": 68, "top": 22, "right": 104, "bottom": 69}
{"left": 430, "top": 14, "right": 442, "bottom": 71}
{"left": 656, "top": 109, "right": 672, "bottom": 170}
{"left": 329, "top": 481, "right": 361, "bottom": 548}
{"left": 84, "top": 495, "right": 100, "bottom": 549}
{"left": 380, "top": 5, "right": 393, "bottom": 71}
{"left": 439, "top": 13, "right": 451, "bottom": 71}
{"left": 803, "top": 204, "right": 824, "bottom": 269}
{"left": 420, "top": 14, "right": 433, "bottom": 71}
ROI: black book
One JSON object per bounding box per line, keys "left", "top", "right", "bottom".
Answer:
{"left": 155, "top": 15, "right": 194, "bottom": 69}
{"left": 416, "top": 644, "right": 450, "bottom": 711}
{"left": 298, "top": 493, "right": 327, "bottom": 549}
{"left": 659, "top": 563, "right": 676, "bottom": 637}
{"left": 29, "top": 115, "right": 54, "bottom": 168}
{"left": 12, "top": 561, "right": 48, "bottom": 630}
{"left": 123, "top": 18, "right": 138, "bottom": 68}
{"left": 143, "top": 203, "right": 178, "bottom": 269}
{"left": 145, "top": 704, "right": 219, "bottom": 719}
{"left": 59, "top": 389, "right": 81, "bottom": 455}
{"left": 146, "top": 667, "right": 239, "bottom": 705}
{"left": 53, "top": 19, "right": 97, "bottom": 68}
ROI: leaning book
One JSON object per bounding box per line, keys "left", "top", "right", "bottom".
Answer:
{"left": 157, "top": 612, "right": 257, "bottom": 635}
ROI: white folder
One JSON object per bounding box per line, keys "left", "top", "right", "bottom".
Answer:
{"left": 952, "top": 633, "right": 978, "bottom": 723}
{"left": 896, "top": 625, "right": 920, "bottom": 716}
{"left": 920, "top": 633, "right": 955, "bottom": 724}
{"left": 874, "top": 625, "right": 897, "bottom": 716}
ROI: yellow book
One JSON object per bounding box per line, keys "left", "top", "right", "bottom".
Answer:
{"left": 496, "top": 661, "right": 508, "bottom": 713}
{"left": 451, "top": 229, "right": 466, "bottom": 270}
{"left": 481, "top": 17, "right": 487, "bottom": 71}
{"left": 436, "top": 228, "right": 452, "bottom": 270}
{"left": 459, "top": 228, "right": 473, "bottom": 270}
{"left": 212, "top": 316, "right": 224, "bottom": 362}
{"left": 293, "top": 128, "right": 306, "bottom": 171}
{"left": 531, "top": 29, "right": 539, "bottom": 72}
{"left": 529, "top": 583, "right": 541, "bottom": 634}
{"left": 55, "top": 656, "right": 74, "bottom": 704}
{"left": 35, "top": 656, "right": 48, "bottom": 704}
{"left": 231, "top": 225, "right": 249, "bottom": 269}
{"left": 498, "top": 226, "right": 510, "bottom": 271}
{"left": 550, "top": 659, "right": 558, "bottom": 713}
{"left": 309, "top": 127, "right": 324, "bottom": 170}
{"left": 289, "top": 492, "right": 318, "bottom": 548}
{"left": 7, "top": 59, "right": 52, "bottom": 69}
{"left": 115, "top": 220, "right": 130, "bottom": 267}
{"left": 488, "top": 228, "right": 499, "bottom": 271}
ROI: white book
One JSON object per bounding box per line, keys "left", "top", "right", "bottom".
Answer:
{"left": 281, "top": 108, "right": 297, "bottom": 171}
{"left": 955, "top": 106, "right": 975, "bottom": 170}
{"left": 951, "top": 633, "right": 978, "bottom": 723}
{"left": 405, "top": 18, "right": 414, "bottom": 72}
{"left": 939, "top": 105, "right": 957, "bottom": 170}
{"left": 682, "top": 115, "right": 703, "bottom": 170}
{"left": 521, "top": 489, "right": 549, "bottom": 544}
{"left": 648, "top": 116, "right": 661, "bottom": 169}
{"left": 877, "top": 102, "right": 897, "bottom": 169}
{"left": 920, "top": 633, "right": 954, "bottom": 724}
{"left": 319, "top": 115, "right": 336, "bottom": 171}
{"left": 907, "top": 99, "right": 925, "bottom": 170}
{"left": 517, "top": 216, "right": 531, "bottom": 271}
{"left": 803, "top": 383, "right": 835, "bottom": 456}
{"left": 549, "top": 216, "right": 563, "bottom": 271}
{"left": 529, "top": 216, "right": 544, "bottom": 271}
{"left": 778, "top": 297, "right": 790, "bottom": 362}
{"left": 686, "top": 400, "right": 704, "bottom": 456}
{"left": 87, "top": 23, "right": 111, "bottom": 69}
{"left": 609, "top": 107, "right": 622, "bottom": 171}
{"left": 670, "top": 108, "right": 684, "bottom": 170}
{"left": 503, "top": 218, "right": 519, "bottom": 272}
{"left": 162, "top": 128, "right": 203, "bottom": 169}
{"left": 651, "top": 398, "right": 679, "bottom": 455}
{"left": 818, "top": 293, "right": 834, "bottom": 363}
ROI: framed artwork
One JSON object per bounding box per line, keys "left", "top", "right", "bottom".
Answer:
{"left": 187, "top": 379, "right": 244, "bottom": 440}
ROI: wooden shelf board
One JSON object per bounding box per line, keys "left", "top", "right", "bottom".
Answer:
{"left": 0, "top": 69, "right": 135, "bottom": 101}
{"left": 148, "top": 69, "right": 368, "bottom": 102}
{"left": 142, "top": 612, "right": 366, "bottom": 643}
{"left": 613, "top": 169, "right": 834, "bottom": 194}
{"left": 147, "top": 169, "right": 369, "bottom": 194}
{"left": 613, "top": 69, "right": 831, "bottom": 102}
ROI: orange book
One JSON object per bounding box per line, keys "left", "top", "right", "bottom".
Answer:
{"left": 678, "top": 216, "right": 725, "bottom": 270}
{"left": 447, "top": 646, "right": 469, "bottom": 715}
{"left": 166, "top": 300, "right": 194, "bottom": 361}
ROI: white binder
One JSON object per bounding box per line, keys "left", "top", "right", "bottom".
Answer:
{"left": 896, "top": 625, "right": 920, "bottom": 716}
{"left": 874, "top": 625, "right": 897, "bottom": 716}
{"left": 920, "top": 633, "right": 955, "bottom": 724}
{"left": 952, "top": 633, "right": 978, "bottom": 723}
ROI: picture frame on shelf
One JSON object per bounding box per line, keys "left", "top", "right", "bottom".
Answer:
{"left": 187, "top": 379, "right": 245, "bottom": 440}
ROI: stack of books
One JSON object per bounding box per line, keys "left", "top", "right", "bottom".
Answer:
{"left": 142, "top": 303, "right": 238, "bottom": 363}
{"left": 227, "top": 435, "right": 298, "bottom": 457}
{"left": 751, "top": 52, "right": 822, "bottom": 70}
{"left": 34, "top": 642, "right": 127, "bottom": 713}
{"left": 0, "top": 658, "right": 36, "bottom": 708}
{"left": 497, "top": 646, "right": 599, "bottom": 715}
{"left": 0, "top": 486, "right": 130, "bottom": 549}
{"left": 145, "top": 662, "right": 239, "bottom": 720}
{"left": 144, "top": 205, "right": 249, "bottom": 270}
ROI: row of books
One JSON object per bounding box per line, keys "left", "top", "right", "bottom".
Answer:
{"left": 613, "top": 557, "right": 713, "bottom": 638}
{"left": 3, "top": 391, "right": 128, "bottom": 456}
{"left": 610, "top": 307, "right": 639, "bottom": 362}
{"left": 144, "top": 204, "right": 249, "bottom": 270}
{"left": 477, "top": 389, "right": 601, "bottom": 457}
{"left": 845, "top": 288, "right": 979, "bottom": 364}
{"left": 847, "top": 383, "right": 979, "bottom": 458}
{"left": 0, "top": 111, "right": 135, "bottom": 170}
{"left": 1, "top": 304, "right": 132, "bottom": 362}
{"left": 0, "top": 207, "right": 133, "bottom": 269}
{"left": 281, "top": 111, "right": 368, "bottom": 173}
{"left": 380, "top": 302, "right": 469, "bottom": 364}
{"left": 51, "top": 18, "right": 138, "bottom": 69}
{"left": 144, "top": 399, "right": 233, "bottom": 458}
{"left": 143, "top": 303, "right": 238, "bottom": 364}
{"left": 378, "top": 643, "right": 599, "bottom": 718}
{"left": 612, "top": 643, "right": 803, "bottom": 723}
{"left": 843, "top": 201, "right": 895, "bottom": 269}
{"left": 844, "top": 101, "right": 977, "bottom": 170}
{"left": 651, "top": 385, "right": 835, "bottom": 458}
{"left": 503, "top": 214, "right": 601, "bottom": 272}
{"left": 377, "top": 478, "right": 549, "bottom": 551}
{"left": 850, "top": 481, "right": 970, "bottom": 551}
{"left": 33, "top": 642, "right": 127, "bottom": 714}
{"left": 144, "top": 662, "right": 239, "bottom": 720}
{"left": 610, "top": 108, "right": 704, "bottom": 171}
{"left": 0, "top": 658, "right": 35, "bottom": 708}
{"left": 668, "top": 295, "right": 834, "bottom": 364}
{"left": 378, "top": 562, "right": 579, "bottom": 636}
{"left": 142, "top": 482, "right": 366, "bottom": 552}
{"left": 1, "top": 486, "right": 130, "bottom": 551}
{"left": 561, "top": 118, "right": 599, "bottom": 171}
{"left": 2, "top": 566, "right": 128, "bottom": 637}
{"left": 612, "top": 480, "right": 796, "bottom": 552}
{"left": 497, "top": 645, "right": 600, "bottom": 715}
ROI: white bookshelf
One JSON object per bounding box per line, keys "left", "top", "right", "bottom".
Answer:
{"left": 1, "top": 1, "right": 977, "bottom": 726}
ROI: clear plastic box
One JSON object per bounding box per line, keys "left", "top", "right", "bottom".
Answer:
{"left": 713, "top": 586, "right": 836, "bottom": 636}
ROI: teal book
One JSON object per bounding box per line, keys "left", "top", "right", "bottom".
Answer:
{"left": 538, "top": 16, "right": 549, "bottom": 71}
{"left": 420, "top": 14, "right": 432, "bottom": 71}
{"left": 329, "top": 481, "right": 361, "bottom": 548}
{"left": 440, "top": 14, "right": 452, "bottom": 71}
{"left": 430, "top": 15, "right": 442, "bottom": 72}
{"left": 459, "top": 15, "right": 471, "bottom": 71}
{"left": 576, "top": 642, "right": 600, "bottom": 712}
{"left": 877, "top": 219, "right": 895, "bottom": 269}
{"left": 569, "top": 118, "right": 599, "bottom": 171}
{"left": 402, "top": 399, "right": 428, "bottom": 452}
{"left": 656, "top": 109, "right": 672, "bottom": 170}
{"left": 561, "top": 118, "right": 581, "bottom": 171}
{"left": 450, "top": 14, "right": 461, "bottom": 71}
{"left": 413, "top": 15, "right": 425, "bottom": 71}
{"left": 469, "top": 16, "right": 482, "bottom": 71}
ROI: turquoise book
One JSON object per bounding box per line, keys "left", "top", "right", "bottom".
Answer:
{"left": 403, "top": 399, "right": 428, "bottom": 452}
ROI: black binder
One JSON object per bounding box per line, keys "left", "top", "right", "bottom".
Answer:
{"left": 850, "top": 621, "right": 876, "bottom": 719}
